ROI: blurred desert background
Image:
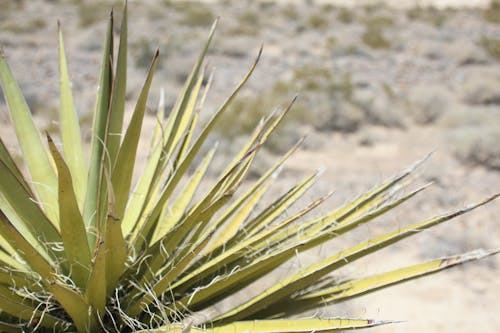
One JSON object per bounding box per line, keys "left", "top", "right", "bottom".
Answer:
{"left": 1, "top": 0, "right": 499, "bottom": 332}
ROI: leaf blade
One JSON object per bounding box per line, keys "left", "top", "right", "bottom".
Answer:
{"left": 47, "top": 135, "right": 91, "bottom": 288}
{"left": 0, "top": 49, "right": 58, "bottom": 221}
{"left": 58, "top": 23, "right": 87, "bottom": 208}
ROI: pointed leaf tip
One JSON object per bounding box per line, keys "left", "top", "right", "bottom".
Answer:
{"left": 257, "top": 44, "right": 264, "bottom": 61}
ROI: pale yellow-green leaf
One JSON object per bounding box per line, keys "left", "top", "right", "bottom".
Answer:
{"left": 152, "top": 147, "right": 216, "bottom": 244}
{"left": 167, "top": 194, "right": 334, "bottom": 315}
{"left": 0, "top": 159, "right": 61, "bottom": 245}
{"left": 85, "top": 239, "right": 106, "bottom": 318}
{"left": 265, "top": 249, "right": 500, "bottom": 318}
{"left": 127, "top": 222, "right": 218, "bottom": 317}
{"left": 0, "top": 285, "right": 66, "bottom": 329}
{"left": 204, "top": 180, "right": 270, "bottom": 254}
{"left": 127, "top": 25, "right": 220, "bottom": 249}
{"left": 244, "top": 171, "right": 320, "bottom": 236}
{"left": 49, "top": 282, "right": 95, "bottom": 333}
{"left": 0, "top": 49, "right": 58, "bottom": 222}
{"left": 0, "top": 213, "right": 88, "bottom": 330}
{"left": 107, "top": 1, "right": 128, "bottom": 168}
{"left": 0, "top": 137, "right": 31, "bottom": 194}
{"left": 58, "top": 23, "right": 86, "bottom": 208}
{"left": 112, "top": 50, "right": 159, "bottom": 220}
{"left": 202, "top": 139, "right": 303, "bottom": 257}
{"left": 146, "top": 147, "right": 259, "bottom": 259}
{"left": 0, "top": 246, "right": 25, "bottom": 271}
{"left": 47, "top": 135, "right": 91, "bottom": 288}
{"left": 316, "top": 155, "right": 430, "bottom": 231}
{"left": 175, "top": 69, "right": 214, "bottom": 165}
{"left": 264, "top": 182, "right": 430, "bottom": 254}
{"left": 0, "top": 194, "right": 53, "bottom": 266}
{"left": 0, "top": 210, "right": 55, "bottom": 280}
{"left": 103, "top": 174, "right": 127, "bottom": 294}
{"left": 130, "top": 46, "right": 262, "bottom": 252}
{"left": 0, "top": 268, "right": 40, "bottom": 291}
{"left": 145, "top": 318, "right": 390, "bottom": 333}
{"left": 213, "top": 193, "right": 499, "bottom": 323}
{"left": 171, "top": 68, "right": 205, "bottom": 168}
{"left": 302, "top": 248, "right": 500, "bottom": 303}
{"left": 160, "top": 21, "right": 216, "bottom": 161}
{"left": 83, "top": 11, "right": 114, "bottom": 247}
{"left": 169, "top": 186, "right": 330, "bottom": 298}
{"left": 120, "top": 135, "right": 163, "bottom": 237}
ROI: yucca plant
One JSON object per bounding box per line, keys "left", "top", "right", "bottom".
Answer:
{"left": 0, "top": 3, "right": 498, "bottom": 333}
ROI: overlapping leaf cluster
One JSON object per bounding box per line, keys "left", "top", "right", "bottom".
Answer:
{"left": 0, "top": 4, "right": 498, "bottom": 333}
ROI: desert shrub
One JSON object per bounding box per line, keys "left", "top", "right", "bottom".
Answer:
{"left": 291, "top": 65, "right": 354, "bottom": 97}
{"left": 288, "top": 67, "right": 361, "bottom": 132}
{"left": 331, "top": 71, "right": 354, "bottom": 101}
{"left": 213, "top": 84, "right": 308, "bottom": 153}
{"left": 282, "top": 3, "right": 299, "bottom": 20}
{"left": 337, "top": 7, "right": 355, "bottom": 23}
{"left": 177, "top": 3, "right": 215, "bottom": 27}
{"left": 0, "top": 0, "right": 24, "bottom": 19}
{"left": 360, "top": 14, "right": 395, "bottom": 49}
{"left": 314, "top": 100, "right": 364, "bottom": 132}
{"left": 239, "top": 9, "right": 260, "bottom": 25}
{"left": 1, "top": 18, "right": 46, "bottom": 33}
{"left": 407, "top": 84, "right": 453, "bottom": 124}
{"left": 226, "top": 10, "right": 262, "bottom": 36}
{"left": 461, "top": 71, "right": 500, "bottom": 105}
{"left": 213, "top": 66, "right": 357, "bottom": 146}
{"left": 307, "top": 12, "right": 329, "bottom": 30}
{"left": 479, "top": 35, "right": 500, "bottom": 61}
{"left": 258, "top": 1, "right": 275, "bottom": 10}
{"left": 406, "top": 6, "right": 448, "bottom": 26}
{"left": 450, "top": 125, "right": 500, "bottom": 171}
{"left": 363, "top": 15, "right": 395, "bottom": 28}
{"left": 131, "top": 37, "right": 163, "bottom": 69}
{"left": 483, "top": 0, "right": 500, "bottom": 24}
{"left": 354, "top": 85, "right": 407, "bottom": 128}
{"left": 324, "top": 35, "right": 338, "bottom": 50}
{"left": 76, "top": 1, "right": 112, "bottom": 27}
{"left": 293, "top": 65, "right": 334, "bottom": 91}
{"left": 439, "top": 103, "right": 500, "bottom": 128}
{"left": 361, "top": 25, "right": 391, "bottom": 49}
